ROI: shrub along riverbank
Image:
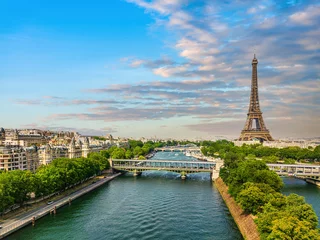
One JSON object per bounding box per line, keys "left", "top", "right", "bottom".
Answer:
{"left": 206, "top": 140, "right": 320, "bottom": 239}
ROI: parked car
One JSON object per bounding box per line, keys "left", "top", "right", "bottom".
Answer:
{"left": 47, "top": 201, "right": 54, "bottom": 205}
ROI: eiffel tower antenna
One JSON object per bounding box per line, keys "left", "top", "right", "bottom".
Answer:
{"left": 238, "top": 54, "right": 273, "bottom": 142}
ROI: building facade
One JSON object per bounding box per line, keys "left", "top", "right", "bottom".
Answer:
{"left": 0, "top": 136, "right": 110, "bottom": 171}
{"left": 4, "top": 129, "right": 48, "bottom": 147}
{"left": 0, "top": 146, "right": 28, "bottom": 171}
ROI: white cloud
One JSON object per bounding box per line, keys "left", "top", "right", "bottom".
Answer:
{"left": 153, "top": 64, "right": 190, "bottom": 77}
{"left": 130, "top": 59, "right": 145, "bottom": 67}
{"left": 126, "top": 0, "right": 186, "bottom": 15}
{"left": 289, "top": 5, "right": 320, "bottom": 25}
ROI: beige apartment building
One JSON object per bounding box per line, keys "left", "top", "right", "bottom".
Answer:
{"left": 0, "top": 134, "right": 114, "bottom": 171}
{"left": 4, "top": 129, "right": 48, "bottom": 147}
{"left": 0, "top": 146, "right": 28, "bottom": 171}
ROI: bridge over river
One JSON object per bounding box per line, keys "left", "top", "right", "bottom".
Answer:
{"left": 155, "top": 147, "right": 200, "bottom": 152}
{"left": 110, "top": 158, "right": 320, "bottom": 182}
{"left": 110, "top": 159, "right": 222, "bottom": 180}
{"left": 267, "top": 163, "right": 320, "bottom": 179}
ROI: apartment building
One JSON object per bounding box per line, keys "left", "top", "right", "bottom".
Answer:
{"left": 0, "top": 146, "right": 27, "bottom": 171}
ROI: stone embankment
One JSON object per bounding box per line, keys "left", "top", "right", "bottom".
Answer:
{"left": 305, "top": 178, "right": 320, "bottom": 186}
{"left": 215, "top": 178, "right": 260, "bottom": 240}
{"left": 0, "top": 173, "right": 122, "bottom": 239}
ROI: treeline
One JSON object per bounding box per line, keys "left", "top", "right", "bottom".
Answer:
{"left": 103, "top": 140, "right": 198, "bottom": 159}
{"left": 0, "top": 152, "right": 109, "bottom": 214}
{"left": 201, "top": 140, "right": 320, "bottom": 163}
{"left": 214, "top": 141, "right": 320, "bottom": 239}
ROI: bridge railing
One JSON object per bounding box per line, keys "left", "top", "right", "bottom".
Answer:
{"left": 267, "top": 163, "right": 320, "bottom": 176}
{"left": 111, "top": 159, "right": 215, "bottom": 170}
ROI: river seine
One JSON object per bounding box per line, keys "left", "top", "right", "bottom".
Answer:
{"left": 8, "top": 152, "right": 320, "bottom": 239}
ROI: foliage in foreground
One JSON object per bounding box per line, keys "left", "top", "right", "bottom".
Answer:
{"left": 211, "top": 140, "right": 320, "bottom": 239}
{"left": 0, "top": 152, "right": 110, "bottom": 214}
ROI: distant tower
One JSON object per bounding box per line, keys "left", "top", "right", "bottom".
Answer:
{"left": 77, "top": 139, "right": 82, "bottom": 148}
{"left": 239, "top": 55, "right": 273, "bottom": 142}
{"left": 43, "top": 144, "right": 52, "bottom": 165}
{"left": 69, "top": 137, "right": 76, "bottom": 158}
{"left": 0, "top": 128, "right": 5, "bottom": 145}
{"left": 13, "top": 129, "right": 19, "bottom": 140}
{"left": 82, "top": 137, "right": 90, "bottom": 158}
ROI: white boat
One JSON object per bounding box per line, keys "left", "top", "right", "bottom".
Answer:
{"left": 185, "top": 151, "right": 191, "bottom": 157}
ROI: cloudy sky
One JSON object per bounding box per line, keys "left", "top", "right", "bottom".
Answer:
{"left": 1, "top": 0, "right": 319, "bottom": 139}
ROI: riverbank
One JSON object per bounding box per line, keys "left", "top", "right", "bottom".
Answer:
{"left": 185, "top": 151, "right": 220, "bottom": 162}
{"left": 215, "top": 178, "right": 260, "bottom": 240}
{"left": 0, "top": 172, "right": 121, "bottom": 239}
{"left": 305, "top": 178, "right": 320, "bottom": 186}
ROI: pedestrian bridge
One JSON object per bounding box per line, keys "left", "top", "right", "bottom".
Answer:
{"left": 110, "top": 159, "right": 222, "bottom": 180}
{"left": 267, "top": 163, "right": 320, "bottom": 178}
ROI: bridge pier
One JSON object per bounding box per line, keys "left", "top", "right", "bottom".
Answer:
{"left": 180, "top": 171, "right": 186, "bottom": 180}
{"left": 211, "top": 160, "right": 224, "bottom": 181}
{"left": 133, "top": 170, "right": 142, "bottom": 177}
{"left": 211, "top": 171, "right": 219, "bottom": 181}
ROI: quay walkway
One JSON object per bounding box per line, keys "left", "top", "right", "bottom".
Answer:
{"left": 0, "top": 173, "right": 121, "bottom": 239}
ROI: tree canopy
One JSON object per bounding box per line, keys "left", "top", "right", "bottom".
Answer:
{"left": 206, "top": 140, "right": 320, "bottom": 239}
{"left": 0, "top": 151, "right": 110, "bottom": 214}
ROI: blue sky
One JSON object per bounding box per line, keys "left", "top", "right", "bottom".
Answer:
{"left": 1, "top": 0, "right": 319, "bottom": 139}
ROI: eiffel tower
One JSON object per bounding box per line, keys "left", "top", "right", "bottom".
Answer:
{"left": 239, "top": 54, "right": 273, "bottom": 142}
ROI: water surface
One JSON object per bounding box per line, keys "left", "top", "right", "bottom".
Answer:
{"left": 8, "top": 152, "right": 242, "bottom": 240}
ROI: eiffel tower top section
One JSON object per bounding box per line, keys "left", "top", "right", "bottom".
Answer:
{"left": 249, "top": 53, "right": 260, "bottom": 113}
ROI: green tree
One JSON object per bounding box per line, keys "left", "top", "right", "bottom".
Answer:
{"left": 133, "top": 146, "right": 143, "bottom": 157}
{"left": 111, "top": 148, "right": 126, "bottom": 159}
{"left": 268, "top": 217, "right": 320, "bottom": 240}
{"left": 125, "top": 149, "right": 133, "bottom": 159}
{"left": 9, "top": 170, "right": 35, "bottom": 206}
{"left": 237, "top": 184, "right": 268, "bottom": 214}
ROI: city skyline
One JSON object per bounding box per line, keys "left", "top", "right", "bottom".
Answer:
{"left": 1, "top": 0, "right": 319, "bottom": 139}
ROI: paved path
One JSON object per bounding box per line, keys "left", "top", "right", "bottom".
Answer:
{"left": 0, "top": 173, "right": 121, "bottom": 239}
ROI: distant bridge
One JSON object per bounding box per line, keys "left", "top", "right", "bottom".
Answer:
{"left": 110, "top": 159, "right": 222, "bottom": 180}
{"left": 267, "top": 163, "right": 320, "bottom": 178}
{"left": 155, "top": 147, "right": 200, "bottom": 153}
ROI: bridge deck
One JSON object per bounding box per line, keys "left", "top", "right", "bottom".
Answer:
{"left": 111, "top": 159, "right": 216, "bottom": 173}
{"left": 111, "top": 159, "right": 215, "bottom": 164}
{"left": 267, "top": 163, "right": 320, "bottom": 177}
